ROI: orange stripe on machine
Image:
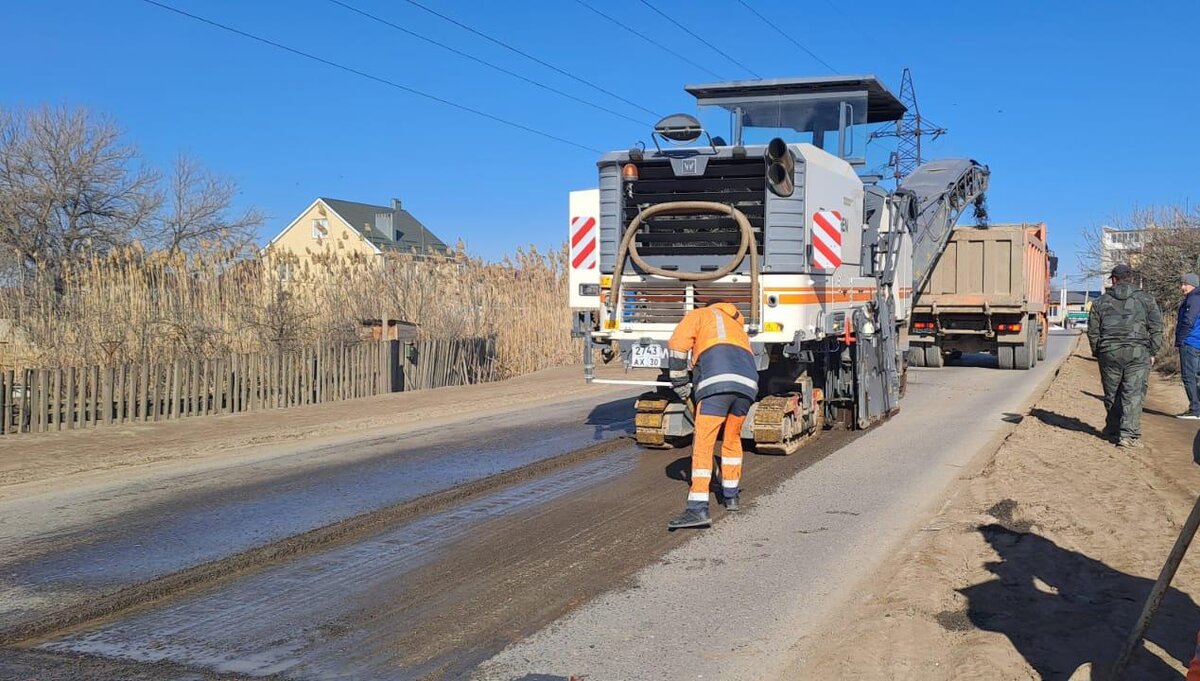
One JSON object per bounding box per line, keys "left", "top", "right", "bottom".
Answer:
{"left": 764, "top": 286, "right": 877, "bottom": 305}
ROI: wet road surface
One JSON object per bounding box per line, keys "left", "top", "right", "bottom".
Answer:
{"left": 0, "top": 392, "right": 636, "bottom": 638}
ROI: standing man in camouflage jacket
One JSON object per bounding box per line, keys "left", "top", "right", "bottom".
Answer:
{"left": 1087, "top": 264, "right": 1164, "bottom": 448}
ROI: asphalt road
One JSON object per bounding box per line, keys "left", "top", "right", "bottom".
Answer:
{"left": 0, "top": 390, "right": 636, "bottom": 639}
{"left": 2, "top": 332, "right": 1076, "bottom": 680}
{"left": 478, "top": 331, "right": 1076, "bottom": 680}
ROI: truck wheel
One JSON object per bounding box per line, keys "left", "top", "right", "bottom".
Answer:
{"left": 998, "top": 345, "right": 1015, "bottom": 370}
{"left": 925, "top": 344, "right": 944, "bottom": 368}
{"left": 907, "top": 346, "right": 926, "bottom": 368}
{"left": 1013, "top": 340, "right": 1031, "bottom": 370}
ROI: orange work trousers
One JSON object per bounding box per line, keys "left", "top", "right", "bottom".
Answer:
{"left": 688, "top": 394, "right": 752, "bottom": 509}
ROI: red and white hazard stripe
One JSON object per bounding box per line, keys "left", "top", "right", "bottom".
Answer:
{"left": 570, "top": 215, "right": 597, "bottom": 270}
{"left": 811, "top": 210, "right": 843, "bottom": 269}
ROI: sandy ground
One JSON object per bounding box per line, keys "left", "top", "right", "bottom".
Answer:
{"left": 0, "top": 364, "right": 630, "bottom": 493}
{"left": 797, "top": 337, "right": 1200, "bottom": 680}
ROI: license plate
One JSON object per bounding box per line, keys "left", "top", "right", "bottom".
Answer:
{"left": 630, "top": 343, "right": 665, "bottom": 369}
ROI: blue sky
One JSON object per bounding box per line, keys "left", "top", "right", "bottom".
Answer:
{"left": 4, "top": 0, "right": 1198, "bottom": 278}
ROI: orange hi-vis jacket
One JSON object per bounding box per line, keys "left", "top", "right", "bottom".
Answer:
{"left": 667, "top": 303, "right": 759, "bottom": 402}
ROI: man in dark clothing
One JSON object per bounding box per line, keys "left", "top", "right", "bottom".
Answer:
{"left": 1087, "top": 264, "right": 1164, "bottom": 447}
{"left": 1176, "top": 273, "right": 1200, "bottom": 419}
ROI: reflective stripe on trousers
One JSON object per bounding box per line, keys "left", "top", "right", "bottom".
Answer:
{"left": 688, "top": 394, "right": 752, "bottom": 509}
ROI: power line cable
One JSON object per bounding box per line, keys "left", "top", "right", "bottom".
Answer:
{"left": 328, "top": 0, "right": 651, "bottom": 127}
{"left": 400, "top": 0, "right": 661, "bottom": 119}
{"left": 636, "top": 0, "right": 760, "bottom": 78}
{"left": 137, "top": 0, "right": 602, "bottom": 153}
{"left": 572, "top": 0, "right": 727, "bottom": 81}
{"left": 735, "top": 0, "right": 839, "bottom": 73}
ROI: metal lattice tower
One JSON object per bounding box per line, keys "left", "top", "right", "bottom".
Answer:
{"left": 870, "top": 68, "right": 947, "bottom": 183}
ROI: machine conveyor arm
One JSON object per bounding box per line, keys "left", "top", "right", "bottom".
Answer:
{"left": 898, "top": 159, "right": 990, "bottom": 305}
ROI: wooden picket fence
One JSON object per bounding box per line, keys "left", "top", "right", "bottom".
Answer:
{"left": 0, "top": 336, "right": 501, "bottom": 436}
{"left": 402, "top": 336, "right": 499, "bottom": 392}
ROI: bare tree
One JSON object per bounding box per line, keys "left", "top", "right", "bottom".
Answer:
{"left": 156, "top": 154, "right": 263, "bottom": 255}
{"left": 0, "top": 106, "right": 159, "bottom": 284}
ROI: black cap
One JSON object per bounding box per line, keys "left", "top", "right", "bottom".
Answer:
{"left": 1111, "top": 264, "right": 1133, "bottom": 277}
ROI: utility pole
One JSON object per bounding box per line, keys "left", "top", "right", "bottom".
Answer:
{"left": 870, "top": 68, "right": 948, "bottom": 185}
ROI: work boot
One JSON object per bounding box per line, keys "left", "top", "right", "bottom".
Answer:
{"left": 667, "top": 507, "right": 711, "bottom": 530}
{"left": 1117, "top": 437, "right": 1144, "bottom": 449}
{"left": 723, "top": 495, "right": 740, "bottom": 512}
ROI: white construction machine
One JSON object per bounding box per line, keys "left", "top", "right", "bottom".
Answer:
{"left": 569, "top": 75, "right": 989, "bottom": 454}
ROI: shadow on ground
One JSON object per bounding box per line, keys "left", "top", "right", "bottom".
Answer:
{"left": 1027, "top": 407, "right": 1107, "bottom": 439}
{"left": 586, "top": 396, "right": 638, "bottom": 438}
{"left": 955, "top": 524, "right": 1198, "bottom": 680}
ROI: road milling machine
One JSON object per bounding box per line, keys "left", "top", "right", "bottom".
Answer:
{"left": 568, "top": 76, "right": 989, "bottom": 454}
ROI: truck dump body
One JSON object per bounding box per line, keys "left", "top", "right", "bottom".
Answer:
{"left": 918, "top": 223, "right": 1049, "bottom": 314}
{"left": 909, "top": 223, "right": 1050, "bottom": 370}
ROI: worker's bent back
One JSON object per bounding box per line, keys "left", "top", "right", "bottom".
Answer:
{"left": 667, "top": 302, "right": 758, "bottom": 402}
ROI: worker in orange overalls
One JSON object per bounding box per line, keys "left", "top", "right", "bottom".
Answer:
{"left": 665, "top": 300, "right": 759, "bottom": 529}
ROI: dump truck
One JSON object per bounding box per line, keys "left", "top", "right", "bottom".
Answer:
{"left": 568, "top": 75, "right": 989, "bottom": 452}
{"left": 907, "top": 223, "right": 1054, "bottom": 370}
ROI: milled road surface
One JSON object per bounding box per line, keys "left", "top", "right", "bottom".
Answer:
{"left": 2, "top": 333, "right": 1074, "bottom": 680}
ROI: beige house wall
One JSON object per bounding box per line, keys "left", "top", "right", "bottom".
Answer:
{"left": 264, "top": 200, "right": 382, "bottom": 282}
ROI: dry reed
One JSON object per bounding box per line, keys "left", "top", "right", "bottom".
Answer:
{"left": 0, "top": 242, "right": 575, "bottom": 379}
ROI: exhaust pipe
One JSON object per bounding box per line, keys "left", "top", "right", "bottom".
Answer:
{"left": 765, "top": 137, "right": 795, "bottom": 197}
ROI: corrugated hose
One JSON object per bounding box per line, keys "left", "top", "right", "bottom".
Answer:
{"left": 608, "top": 201, "right": 760, "bottom": 331}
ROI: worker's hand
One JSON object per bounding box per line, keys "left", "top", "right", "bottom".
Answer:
{"left": 673, "top": 383, "right": 692, "bottom": 402}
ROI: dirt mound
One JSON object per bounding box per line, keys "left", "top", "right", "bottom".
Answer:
{"left": 797, "top": 339, "right": 1200, "bottom": 679}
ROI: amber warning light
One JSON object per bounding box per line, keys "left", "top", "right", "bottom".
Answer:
{"left": 622, "top": 163, "right": 639, "bottom": 181}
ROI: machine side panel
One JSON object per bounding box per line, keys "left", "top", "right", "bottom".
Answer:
{"left": 763, "top": 154, "right": 807, "bottom": 273}
{"left": 598, "top": 163, "right": 621, "bottom": 273}
{"left": 800, "top": 146, "right": 864, "bottom": 288}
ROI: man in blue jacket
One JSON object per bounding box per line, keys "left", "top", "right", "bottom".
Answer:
{"left": 1177, "top": 273, "right": 1200, "bottom": 419}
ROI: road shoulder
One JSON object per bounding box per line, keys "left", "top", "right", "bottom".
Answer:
{"left": 794, "top": 339, "right": 1200, "bottom": 679}
{"left": 0, "top": 364, "right": 629, "bottom": 495}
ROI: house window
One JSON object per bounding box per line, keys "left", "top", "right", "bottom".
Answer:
{"left": 312, "top": 218, "right": 329, "bottom": 240}
{"left": 278, "top": 263, "right": 293, "bottom": 282}
{"left": 394, "top": 229, "right": 403, "bottom": 242}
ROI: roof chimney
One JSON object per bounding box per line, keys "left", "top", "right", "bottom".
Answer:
{"left": 391, "top": 198, "right": 402, "bottom": 212}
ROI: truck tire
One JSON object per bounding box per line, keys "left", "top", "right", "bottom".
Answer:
{"left": 925, "top": 344, "right": 944, "bottom": 368}
{"left": 907, "top": 346, "right": 926, "bottom": 368}
{"left": 998, "top": 345, "right": 1015, "bottom": 370}
{"left": 1014, "top": 339, "right": 1032, "bottom": 370}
